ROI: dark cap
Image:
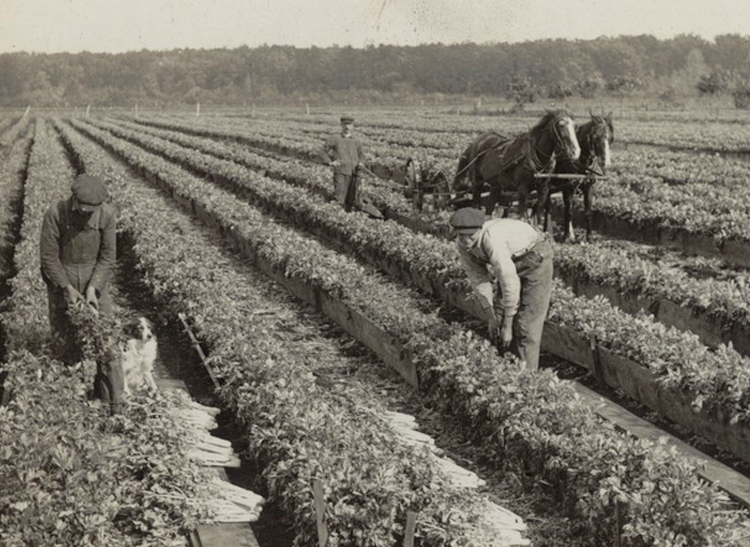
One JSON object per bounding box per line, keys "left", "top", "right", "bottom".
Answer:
{"left": 449, "top": 208, "right": 486, "bottom": 233}
{"left": 72, "top": 174, "right": 108, "bottom": 212}
{"left": 340, "top": 115, "right": 354, "bottom": 124}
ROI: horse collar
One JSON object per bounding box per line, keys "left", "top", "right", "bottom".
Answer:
{"left": 525, "top": 134, "right": 556, "bottom": 174}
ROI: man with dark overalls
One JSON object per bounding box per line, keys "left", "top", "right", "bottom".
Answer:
{"left": 40, "top": 174, "right": 123, "bottom": 405}
{"left": 320, "top": 115, "right": 365, "bottom": 211}
{"left": 450, "top": 208, "right": 553, "bottom": 371}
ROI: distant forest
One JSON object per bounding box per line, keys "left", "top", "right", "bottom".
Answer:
{"left": 2, "top": 34, "right": 750, "bottom": 107}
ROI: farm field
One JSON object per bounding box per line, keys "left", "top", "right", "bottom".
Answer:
{"left": 3, "top": 107, "right": 750, "bottom": 546}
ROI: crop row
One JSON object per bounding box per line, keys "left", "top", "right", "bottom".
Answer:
{"left": 0, "top": 120, "right": 216, "bottom": 547}
{"left": 262, "top": 110, "right": 750, "bottom": 154}
{"left": 66, "top": 116, "right": 750, "bottom": 546}
{"left": 56, "top": 119, "right": 530, "bottom": 547}
{"left": 0, "top": 115, "right": 33, "bottom": 150}
{"left": 0, "top": 117, "right": 15, "bottom": 141}
{"left": 80, "top": 115, "right": 750, "bottom": 465}
{"left": 95, "top": 116, "right": 750, "bottom": 360}
{"left": 100, "top": 116, "right": 454, "bottom": 233}
{"left": 128, "top": 114, "right": 750, "bottom": 255}
{"left": 127, "top": 113, "right": 455, "bottom": 178}
{"left": 160, "top": 108, "right": 750, "bottom": 153}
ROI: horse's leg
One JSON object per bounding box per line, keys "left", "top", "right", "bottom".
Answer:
{"left": 486, "top": 181, "right": 501, "bottom": 216}
{"left": 583, "top": 183, "right": 593, "bottom": 242}
{"left": 453, "top": 154, "right": 468, "bottom": 194}
{"left": 543, "top": 184, "right": 553, "bottom": 235}
{"left": 436, "top": 178, "right": 449, "bottom": 211}
{"left": 535, "top": 179, "right": 549, "bottom": 229}
{"left": 472, "top": 179, "right": 482, "bottom": 209}
{"left": 562, "top": 187, "right": 575, "bottom": 243}
{"left": 517, "top": 183, "right": 530, "bottom": 222}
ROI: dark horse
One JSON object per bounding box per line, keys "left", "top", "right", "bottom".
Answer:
{"left": 543, "top": 113, "right": 614, "bottom": 242}
{"left": 453, "top": 110, "right": 581, "bottom": 222}
{"left": 403, "top": 157, "right": 452, "bottom": 212}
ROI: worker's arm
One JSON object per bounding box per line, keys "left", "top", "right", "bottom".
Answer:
{"left": 484, "top": 238, "right": 521, "bottom": 319}
{"left": 319, "top": 136, "right": 338, "bottom": 166}
{"left": 39, "top": 205, "right": 71, "bottom": 290}
{"left": 88, "top": 206, "right": 117, "bottom": 295}
{"left": 457, "top": 244, "right": 494, "bottom": 311}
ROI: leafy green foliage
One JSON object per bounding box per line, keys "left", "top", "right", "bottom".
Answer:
{"left": 0, "top": 120, "right": 215, "bottom": 546}
{"left": 59, "top": 116, "right": 750, "bottom": 545}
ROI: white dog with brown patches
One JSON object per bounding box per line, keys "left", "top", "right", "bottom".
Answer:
{"left": 121, "top": 317, "right": 158, "bottom": 395}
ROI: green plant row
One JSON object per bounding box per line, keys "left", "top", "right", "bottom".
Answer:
{"left": 99, "top": 116, "right": 750, "bottom": 352}
{"left": 0, "top": 120, "right": 215, "bottom": 547}
{"left": 0, "top": 115, "right": 33, "bottom": 150}
{"left": 57, "top": 119, "right": 522, "bottom": 547}
{"left": 552, "top": 239, "right": 750, "bottom": 351}
{"left": 82, "top": 116, "right": 750, "bottom": 429}
{"left": 105, "top": 115, "right": 451, "bottom": 230}
{"left": 260, "top": 110, "right": 750, "bottom": 153}
{"left": 110, "top": 114, "right": 454, "bottom": 232}
{"left": 130, "top": 113, "right": 750, "bottom": 243}
{"left": 125, "top": 113, "right": 446, "bottom": 184}
{"left": 64, "top": 118, "right": 749, "bottom": 547}
{"left": 211, "top": 110, "right": 750, "bottom": 156}
{"left": 0, "top": 116, "right": 15, "bottom": 142}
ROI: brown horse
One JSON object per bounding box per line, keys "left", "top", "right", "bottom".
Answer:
{"left": 403, "top": 157, "right": 452, "bottom": 212}
{"left": 453, "top": 110, "right": 581, "bottom": 222}
{"left": 544, "top": 113, "right": 614, "bottom": 241}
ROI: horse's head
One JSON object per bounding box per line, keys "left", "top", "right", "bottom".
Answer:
{"left": 536, "top": 109, "right": 581, "bottom": 162}
{"left": 545, "top": 110, "right": 581, "bottom": 160}
{"left": 580, "top": 111, "right": 614, "bottom": 173}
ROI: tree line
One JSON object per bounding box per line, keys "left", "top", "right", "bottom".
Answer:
{"left": 2, "top": 34, "right": 750, "bottom": 107}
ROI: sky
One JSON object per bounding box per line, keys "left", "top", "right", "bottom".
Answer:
{"left": 1, "top": 0, "right": 750, "bottom": 54}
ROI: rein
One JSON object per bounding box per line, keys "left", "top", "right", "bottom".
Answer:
{"left": 452, "top": 135, "right": 510, "bottom": 181}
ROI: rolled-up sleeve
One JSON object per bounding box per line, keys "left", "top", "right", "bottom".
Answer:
{"left": 457, "top": 244, "right": 494, "bottom": 310}
{"left": 485, "top": 239, "right": 521, "bottom": 317}
{"left": 88, "top": 206, "right": 116, "bottom": 294}
{"left": 40, "top": 205, "right": 70, "bottom": 289}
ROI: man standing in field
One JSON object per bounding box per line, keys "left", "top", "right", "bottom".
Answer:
{"left": 320, "top": 115, "right": 365, "bottom": 212}
{"left": 449, "top": 208, "right": 553, "bottom": 371}
{"left": 40, "top": 173, "right": 123, "bottom": 404}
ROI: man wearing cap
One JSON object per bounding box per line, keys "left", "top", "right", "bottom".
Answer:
{"left": 449, "top": 208, "right": 553, "bottom": 371}
{"left": 320, "top": 115, "right": 365, "bottom": 211}
{"left": 40, "top": 173, "right": 117, "bottom": 367}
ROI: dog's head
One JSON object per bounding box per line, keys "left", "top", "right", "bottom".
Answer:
{"left": 124, "top": 317, "right": 155, "bottom": 342}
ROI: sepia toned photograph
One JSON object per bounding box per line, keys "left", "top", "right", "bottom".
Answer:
{"left": 2, "top": 1, "right": 750, "bottom": 545}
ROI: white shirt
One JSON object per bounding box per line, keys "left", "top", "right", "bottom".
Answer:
{"left": 456, "top": 218, "right": 543, "bottom": 316}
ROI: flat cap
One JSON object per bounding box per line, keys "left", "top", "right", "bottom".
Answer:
{"left": 449, "top": 208, "right": 486, "bottom": 232}
{"left": 72, "top": 174, "right": 108, "bottom": 211}
{"left": 340, "top": 115, "right": 355, "bottom": 123}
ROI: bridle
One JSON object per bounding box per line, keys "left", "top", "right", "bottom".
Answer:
{"left": 574, "top": 119, "right": 611, "bottom": 177}
{"left": 527, "top": 112, "right": 576, "bottom": 173}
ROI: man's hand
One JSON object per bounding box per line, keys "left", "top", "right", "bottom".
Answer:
{"left": 85, "top": 286, "right": 99, "bottom": 311}
{"left": 500, "top": 317, "right": 514, "bottom": 348}
{"left": 487, "top": 311, "right": 501, "bottom": 342}
{"left": 64, "top": 285, "right": 84, "bottom": 307}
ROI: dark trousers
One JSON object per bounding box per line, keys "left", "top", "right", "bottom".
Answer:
{"left": 333, "top": 172, "right": 360, "bottom": 211}
{"left": 47, "top": 284, "right": 124, "bottom": 405}
{"left": 496, "top": 239, "right": 553, "bottom": 371}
